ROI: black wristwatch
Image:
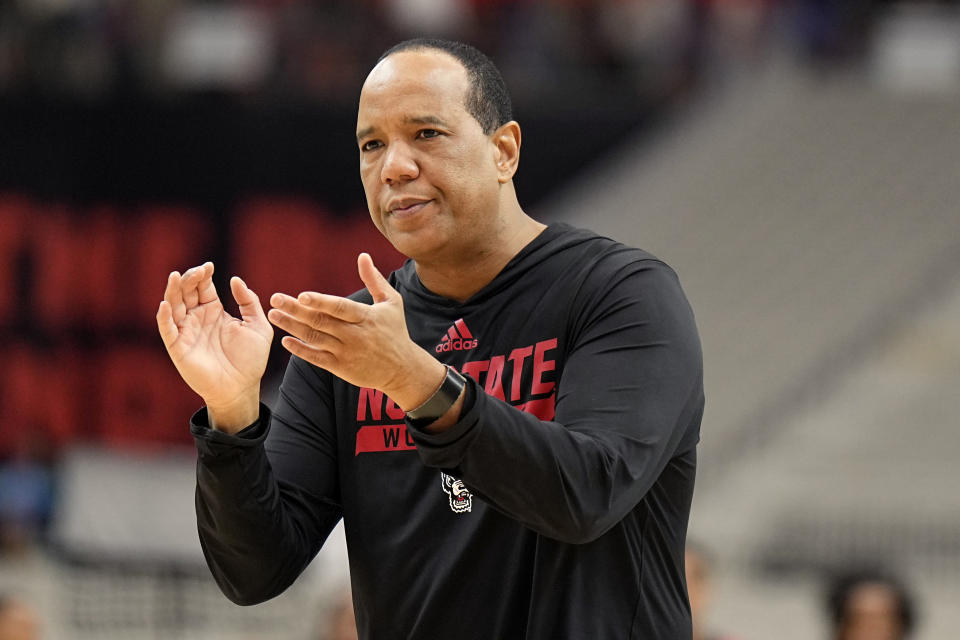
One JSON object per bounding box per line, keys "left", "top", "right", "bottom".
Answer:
{"left": 406, "top": 365, "right": 466, "bottom": 428}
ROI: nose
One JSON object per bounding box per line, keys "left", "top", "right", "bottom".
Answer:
{"left": 380, "top": 140, "right": 419, "bottom": 185}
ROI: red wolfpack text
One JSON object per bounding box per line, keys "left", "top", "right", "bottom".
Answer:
{"left": 354, "top": 338, "right": 558, "bottom": 455}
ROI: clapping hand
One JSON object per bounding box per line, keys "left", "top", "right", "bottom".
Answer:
{"left": 157, "top": 262, "right": 273, "bottom": 432}
{"left": 158, "top": 255, "right": 447, "bottom": 430}
{"left": 267, "top": 253, "right": 444, "bottom": 412}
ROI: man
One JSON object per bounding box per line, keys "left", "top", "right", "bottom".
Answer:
{"left": 158, "top": 39, "right": 703, "bottom": 639}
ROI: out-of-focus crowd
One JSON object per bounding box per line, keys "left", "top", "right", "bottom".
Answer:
{"left": 307, "top": 544, "right": 921, "bottom": 640}
{"left": 0, "top": 0, "right": 896, "bottom": 108}
{"left": 685, "top": 543, "right": 918, "bottom": 640}
{"left": 0, "top": 543, "right": 917, "bottom": 640}
{"left": 0, "top": 0, "right": 710, "bottom": 107}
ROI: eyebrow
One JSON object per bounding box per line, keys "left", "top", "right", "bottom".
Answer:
{"left": 356, "top": 115, "right": 452, "bottom": 142}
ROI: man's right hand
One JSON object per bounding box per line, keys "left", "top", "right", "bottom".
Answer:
{"left": 156, "top": 262, "right": 273, "bottom": 433}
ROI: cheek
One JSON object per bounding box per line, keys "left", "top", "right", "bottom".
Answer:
{"left": 359, "top": 168, "right": 380, "bottom": 210}
{"left": 361, "top": 192, "right": 387, "bottom": 237}
{"left": 359, "top": 162, "right": 377, "bottom": 194}
{"left": 441, "top": 145, "right": 498, "bottom": 199}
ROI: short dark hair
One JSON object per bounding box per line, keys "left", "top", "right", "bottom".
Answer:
{"left": 377, "top": 38, "right": 513, "bottom": 135}
{"left": 826, "top": 567, "right": 917, "bottom": 638}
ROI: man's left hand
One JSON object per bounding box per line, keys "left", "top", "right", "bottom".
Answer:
{"left": 267, "top": 253, "right": 446, "bottom": 411}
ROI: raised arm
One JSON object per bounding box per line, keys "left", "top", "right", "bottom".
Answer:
{"left": 410, "top": 259, "right": 704, "bottom": 543}
{"left": 158, "top": 263, "right": 341, "bottom": 605}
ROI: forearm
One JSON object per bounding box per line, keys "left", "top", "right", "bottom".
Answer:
{"left": 412, "top": 375, "right": 701, "bottom": 544}
{"left": 206, "top": 386, "right": 262, "bottom": 434}
{"left": 192, "top": 406, "right": 338, "bottom": 604}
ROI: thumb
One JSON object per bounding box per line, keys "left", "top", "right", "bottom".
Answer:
{"left": 357, "top": 253, "right": 394, "bottom": 303}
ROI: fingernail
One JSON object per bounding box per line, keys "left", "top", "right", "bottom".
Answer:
{"left": 298, "top": 292, "right": 313, "bottom": 304}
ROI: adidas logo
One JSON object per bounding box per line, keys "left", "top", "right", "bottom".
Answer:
{"left": 435, "top": 318, "right": 478, "bottom": 353}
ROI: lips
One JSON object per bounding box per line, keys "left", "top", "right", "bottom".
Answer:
{"left": 386, "top": 198, "right": 433, "bottom": 218}
{"left": 387, "top": 200, "right": 433, "bottom": 222}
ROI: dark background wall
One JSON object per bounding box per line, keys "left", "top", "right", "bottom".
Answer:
{"left": 0, "top": 92, "right": 662, "bottom": 455}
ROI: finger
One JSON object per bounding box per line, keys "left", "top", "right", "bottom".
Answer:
{"left": 196, "top": 262, "right": 217, "bottom": 305}
{"left": 156, "top": 300, "right": 179, "bottom": 350}
{"left": 267, "top": 308, "right": 343, "bottom": 348}
{"left": 180, "top": 264, "right": 207, "bottom": 309}
{"left": 163, "top": 271, "right": 186, "bottom": 325}
{"left": 180, "top": 261, "right": 214, "bottom": 308}
{"left": 357, "top": 253, "right": 394, "bottom": 304}
{"left": 270, "top": 292, "right": 325, "bottom": 327}
{"left": 280, "top": 336, "right": 338, "bottom": 371}
{"left": 273, "top": 291, "right": 367, "bottom": 325}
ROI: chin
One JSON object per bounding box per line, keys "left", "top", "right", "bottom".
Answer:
{"left": 385, "top": 228, "right": 445, "bottom": 261}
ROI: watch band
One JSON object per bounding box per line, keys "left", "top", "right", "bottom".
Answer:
{"left": 406, "top": 365, "right": 466, "bottom": 427}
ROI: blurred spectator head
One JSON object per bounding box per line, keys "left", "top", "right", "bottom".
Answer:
{"left": 826, "top": 567, "right": 917, "bottom": 640}
{"left": 0, "top": 596, "right": 40, "bottom": 640}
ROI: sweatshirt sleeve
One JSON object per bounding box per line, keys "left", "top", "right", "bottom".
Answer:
{"left": 408, "top": 258, "right": 703, "bottom": 544}
{"left": 193, "top": 356, "right": 343, "bottom": 605}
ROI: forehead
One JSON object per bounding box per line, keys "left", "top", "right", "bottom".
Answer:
{"left": 357, "top": 50, "right": 471, "bottom": 128}
{"left": 849, "top": 583, "right": 898, "bottom": 611}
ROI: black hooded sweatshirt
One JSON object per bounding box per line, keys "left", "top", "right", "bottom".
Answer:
{"left": 192, "top": 223, "right": 704, "bottom": 640}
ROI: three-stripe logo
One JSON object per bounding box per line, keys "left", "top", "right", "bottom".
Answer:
{"left": 435, "top": 318, "right": 478, "bottom": 353}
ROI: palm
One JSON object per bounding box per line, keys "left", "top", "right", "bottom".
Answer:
{"left": 171, "top": 298, "right": 270, "bottom": 402}
{"left": 158, "top": 264, "right": 273, "bottom": 407}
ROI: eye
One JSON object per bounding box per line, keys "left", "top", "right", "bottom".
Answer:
{"left": 360, "top": 140, "right": 382, "bottom": 152}
{"left": 417, "top": 129, "right": 442, "bottom": 140}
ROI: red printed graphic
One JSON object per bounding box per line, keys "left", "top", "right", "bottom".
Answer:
{"left": 355, "top": 424, "right": 417, "bottom": 455}
{"left": 436, "top": 318, "right": 478, "bottom": 353}
{"left": 356, "top": 337, "right": 559, "bottom": 455}
{"left": 517, "top": 394, "right": 556, "bottom": 421}
{"left": 454, "top": 318, "right": 473, "bottom": 339}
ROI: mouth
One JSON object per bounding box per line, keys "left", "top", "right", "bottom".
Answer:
{"left": 387, "top": 199, "right": 433, "bottom": 219}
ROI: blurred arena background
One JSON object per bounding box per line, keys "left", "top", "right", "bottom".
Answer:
{"left": 1, "top": 0, "right": 958, "bottom": 638}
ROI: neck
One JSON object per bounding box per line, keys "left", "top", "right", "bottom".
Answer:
{"left": 415, "top": 200, "right": 545, "bottom": 302}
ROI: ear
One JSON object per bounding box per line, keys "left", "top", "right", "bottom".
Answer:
{"left": 491, "top": 121, "right": 521, "bottom": 184}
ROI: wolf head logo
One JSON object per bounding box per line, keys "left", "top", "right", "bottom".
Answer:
{"left": 440, "top": 472, "right": 473, "bottom": 514}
